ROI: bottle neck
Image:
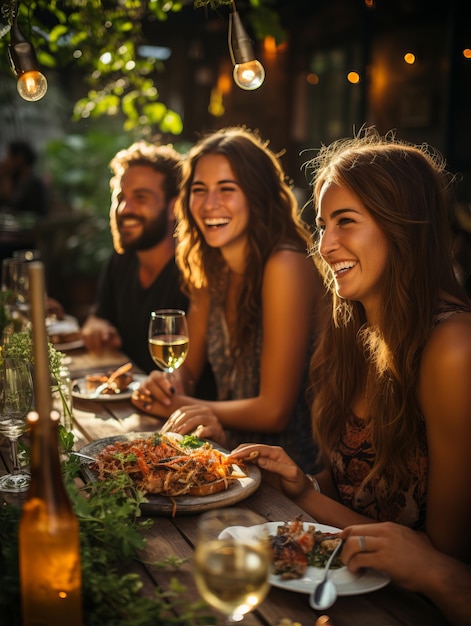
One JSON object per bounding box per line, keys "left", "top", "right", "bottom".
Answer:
{"left": 27, "top": 413, "right": 73, "bottom": 513}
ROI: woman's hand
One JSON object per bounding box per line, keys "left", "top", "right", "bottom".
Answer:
{"left": 161, "top": 405, "right": 228, "bottom": 448}
{"left": 340, "top": 522, "right": 433, "bottom": 591}
{"left": 137, "top": 369, "right": 177, "bottom": 407}
{"left": 229, "top": 443, "right": 312, "bottom": 501}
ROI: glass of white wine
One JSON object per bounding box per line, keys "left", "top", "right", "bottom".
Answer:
{"left": 193, "top": 508, "right": 271, "bottom": 623}
{"left": 148, "top": 309, "right": 189, "bottom": 375}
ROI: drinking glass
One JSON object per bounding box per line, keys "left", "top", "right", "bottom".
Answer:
{"left": 1, "top": 257, "right": 31, "bottom": 331}
{"left": 148, "top": 309, "right": 189, "bottom": 374}
{"left": 193, "top": 508, "right": 271, "bottom": 623}
{"left": 0, "top": 358, "right": 34, "bottom": 492}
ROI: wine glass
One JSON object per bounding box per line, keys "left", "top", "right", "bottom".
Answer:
{"left": 193, "top": 508, "right": 271, "bottom": 623}
{"left": 148, "top": 309, "right": 189, "bottom": 375}
{"left": 1, "top": 257, "right": 31, "bottom": 331}
{"left": 0, "top": 358, "right": 34, "bottom": 492}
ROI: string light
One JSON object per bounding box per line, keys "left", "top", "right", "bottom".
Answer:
{"left": 8, "top": 2, "right": 48, "bottom": 102}
{"left": 228, "top": 0, "right": 265, "bottom": 91}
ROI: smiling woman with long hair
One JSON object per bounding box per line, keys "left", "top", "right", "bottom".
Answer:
{"left": 231, "top": 128, "right": 471, "bottom": 563}
{"left": 133, "top": 127, "right": 327, "bottom": 473}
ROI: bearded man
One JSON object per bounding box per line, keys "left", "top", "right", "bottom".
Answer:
{"left": 81, "top": 141, "right": 189, "bottom": 374}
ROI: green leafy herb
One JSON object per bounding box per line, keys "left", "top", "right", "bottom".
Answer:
{"left": 0, "top": 437, "right": 216, "bottom": 626}
{"left": 181, "top": 435, "right": 205, "bottom": 449}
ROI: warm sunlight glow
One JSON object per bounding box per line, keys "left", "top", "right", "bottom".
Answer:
{"left": 208, "top": 87, "right": 225, "bottom": 117}
{"left": 263, "top": 36, "right": 277, "bottom": 54}
{"left": 100, "top": 52, "right": 112, "bottom": 64}
{"left": 307, "top": 73, "right": 319, "bottom": 85}
{"left": 217, "top": 73, "right": 232, "bottom": 95}
{"left": 347, "top": 71, "right": 360, "bottom": 84}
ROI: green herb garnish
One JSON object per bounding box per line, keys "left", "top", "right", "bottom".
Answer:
{"left": 181, "top": 435, "right": 204, "bottom": 448}
{"left": 0, "top": 433, "right": 216, "bottom": 626}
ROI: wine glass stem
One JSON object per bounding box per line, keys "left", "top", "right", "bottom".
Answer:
{"left": 167, "top": 370, "right": 181, "bottom": 393}
{"left": 9, "top": 436, "right": 21, "bottom": 474}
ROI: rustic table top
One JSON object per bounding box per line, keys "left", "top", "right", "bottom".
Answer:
{"left": 0, "top": 348, "right": 450, "bottom": 626}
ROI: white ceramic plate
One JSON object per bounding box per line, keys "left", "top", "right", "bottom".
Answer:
{"left": 54, "top": 338, "right": 85, "bottom": 351}
{"left": 72, "top": 373, "right": 147, "bottom": 401}
{"left": 223, "top": 521, "right": 390, "bottom": 597}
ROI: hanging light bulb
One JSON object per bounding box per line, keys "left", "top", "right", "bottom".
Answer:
{"left": 15, "top": 68, "right": 48, "bottom": 101}
{"left": 8, "top": 4, "right": 48, "bottom": 102}
{"left": 228, "top": 2, "right": 265, "bottom": 91}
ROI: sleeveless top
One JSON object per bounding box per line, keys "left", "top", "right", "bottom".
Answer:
{"left": 206, "top": 259, "right": 320, "bottom": 474}
{"left": 330, "top": 301, "right": 471, "bottom": 529}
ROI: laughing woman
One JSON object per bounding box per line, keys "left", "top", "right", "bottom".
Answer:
{"left": 231, "top": 129, "right": 471, "bottom": 563}
{"left": 132, "top": 127, "right": 327, "bottom": 473}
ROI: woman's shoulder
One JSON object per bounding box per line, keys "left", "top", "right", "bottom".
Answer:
{"left": 422, "top": 306, "right": 471, "bottom": 380}
{"left": 266, "top": 245, "right": 313, "bottom": 267}
{"left": 264, "top": 247, "right": 317, "bottom": 284}
{"left": 433, "top": 299, "right": 471, "bottom": 327}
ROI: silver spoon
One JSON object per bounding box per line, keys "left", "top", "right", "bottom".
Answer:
{"left": 309, "top": 539, "right": 344, "bottom": 611}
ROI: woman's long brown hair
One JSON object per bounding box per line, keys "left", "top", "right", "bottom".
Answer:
{"left": 307, "top": 129, "right": 468, "bottom": 493}
{"left": 175, "top": 126, "right": 311, "bottom": 360}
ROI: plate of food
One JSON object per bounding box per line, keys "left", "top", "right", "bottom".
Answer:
{"left": 47, "top": 315, "right": 84, "bottom": 350}
{"left": 72, "top": 365, "right": 146, "bottom": 401}
{"left": 78, "top": 432, "right": 261, "bottom": 516}
{"left": 221, "top": 517, "right": 390, "bottom": 596}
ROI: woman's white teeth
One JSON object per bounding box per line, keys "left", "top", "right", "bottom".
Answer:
{"left": 204, "top": 217, "right": 230, "bottom": 226}
{"left": 333, "top": 261, "right": 356, "bottom": 273}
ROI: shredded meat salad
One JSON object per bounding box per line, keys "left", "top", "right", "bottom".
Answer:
{"left": 91, "top": 432, "right": 246, "bottom": 499}
{"left": 270, "top": 516, "right": 342, "bottom": 579}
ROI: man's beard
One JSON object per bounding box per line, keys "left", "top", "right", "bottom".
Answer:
{"left": 119, "top": 210, "right": 168, "bottom": 253}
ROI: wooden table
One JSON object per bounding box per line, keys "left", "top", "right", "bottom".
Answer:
{"left": 0, "top": 348, "right": 451, "bottom": 626}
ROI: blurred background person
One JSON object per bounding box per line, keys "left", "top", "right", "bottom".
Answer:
{"left": 0, "top": 141, "right": 50, "bottom": 263}
{"left": 0, "top": 140, "right": 49, "bottom": 218}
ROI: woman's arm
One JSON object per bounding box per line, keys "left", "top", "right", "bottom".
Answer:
{"left": 230, "top": 443, "right": 378, "bottom": 528}
{"left": 137, "top": 250, "right": 320, "bottom": 431}
{"left": 419, "top": 312, "right": 471, "bottom": 561}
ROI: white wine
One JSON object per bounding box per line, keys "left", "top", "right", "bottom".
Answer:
{"left": 149, "top": 334, "right": 189, "bottom": 372}
{"left": 194, "top": 539, "right": 270, "bottom": 618}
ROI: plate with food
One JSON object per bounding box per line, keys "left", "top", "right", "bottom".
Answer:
{"left": 221, "top": 517, "right": 390, "bottom": 596}
{"left": 78, "top": 431, "right": 261, "bottom": 516}
{"left": 72, "top": 364, "right": 146, "bottom": 401}
{"left": 47, "top": 315, "right": 84, "bottom": 350}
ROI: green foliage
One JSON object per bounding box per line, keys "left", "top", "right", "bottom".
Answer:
{"left": 3, "top": 331, "right": 64, "bottom": 383}
{"left": 43, "top": 125, "right": 132, "bottom": 215}
{"left": 0, "top": 436, "right": 216, "bottom": 626}
{"left": 0, "top": 0, "right": 282, "bottom": 133}
{"left": 0, "top": 292, "right": 11, "bottom": 338}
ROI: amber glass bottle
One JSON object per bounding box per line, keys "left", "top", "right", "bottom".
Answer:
{"left": 19, "top": 411, "right": 83, "bottom": 626}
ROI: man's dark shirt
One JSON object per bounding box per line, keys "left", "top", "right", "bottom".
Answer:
{"left": 95, "top": 252, "right": 189, "bottom": 374}
{"left": 94, "top": 251, "right": 216, "bottom": 398}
